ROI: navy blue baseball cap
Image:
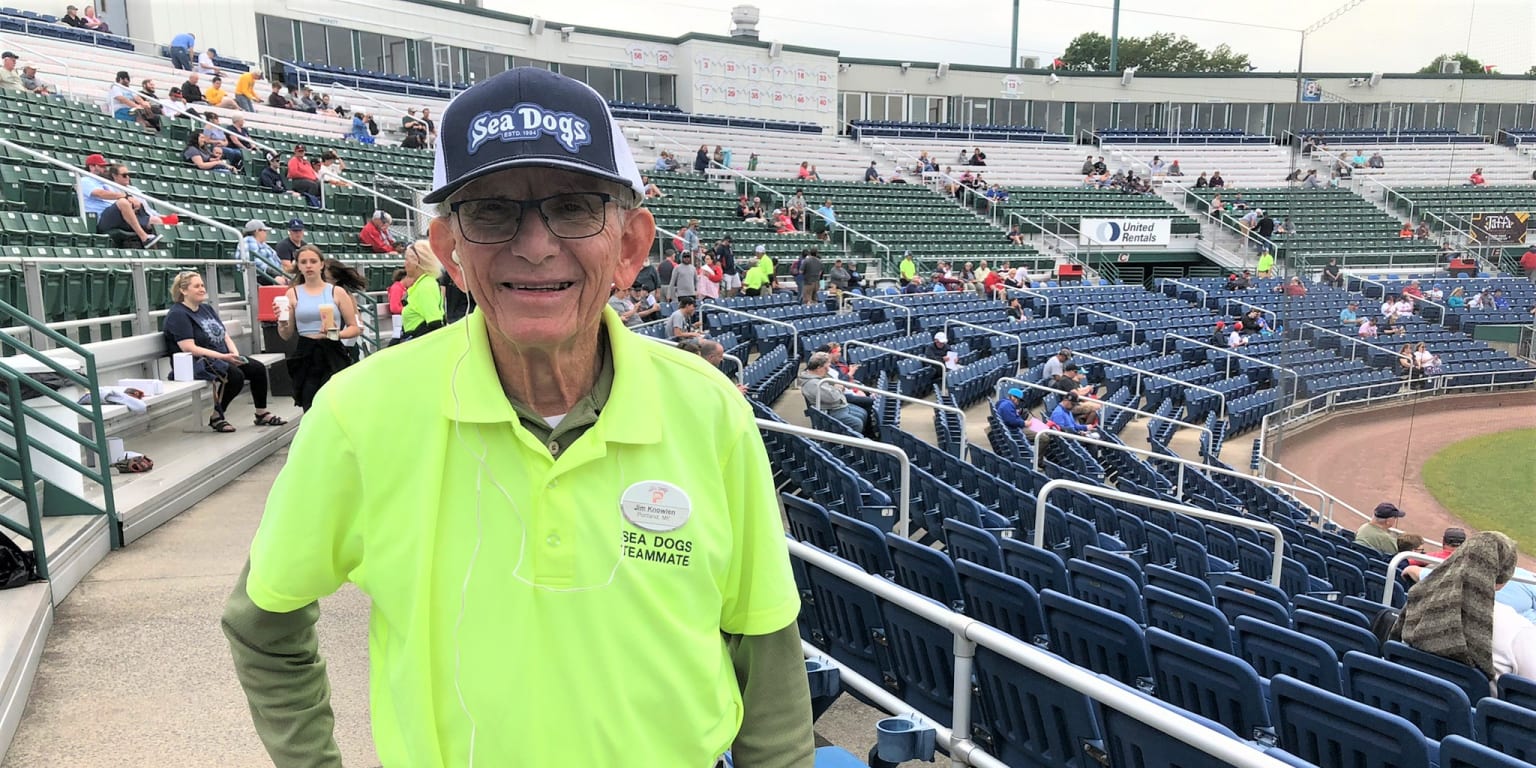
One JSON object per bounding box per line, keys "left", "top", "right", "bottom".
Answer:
{"left": 424, "top": 67, "right": 644, "bottom": 204}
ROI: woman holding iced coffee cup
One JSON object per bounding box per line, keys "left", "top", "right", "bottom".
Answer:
{"left": 277, "top": 245, "right": 359, "bottom": 410}
{"left": 163, "top": 271, "right": 285, "bottom": 432}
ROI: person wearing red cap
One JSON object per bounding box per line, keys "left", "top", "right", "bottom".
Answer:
{"left": 77, "top": 154, "right": 159, "bottom": 248}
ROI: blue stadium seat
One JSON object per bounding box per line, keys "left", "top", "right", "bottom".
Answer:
{"left": 1291, "top": 610, "right": 1379, "bottom": 659}
{"left": 1213, "top": 584, "right": 1291, "bottom": 629}
{"left": 886, "top": 534, "right": 964, "bottom": 610}
{"left": 801, "top": 558, "right": 889, "bottom": 687}
{"left": 1269, "top": 675, "right": 1433, "bottom": 768}
{"left": 1082, "top": 545, "right": 1145, "bottom": 590}
{"left": 1040, "top": 590, "right": 1152, "bottom": 689}
{"left": 1475, "top": 697, "right": 1536, "bottom": 761}
{"left": 1146, "top": 628, "right": 1273, "bottom": 743}
{"left": 875, "top": 594, "right": 955, "bottom": 727}
{"left": 1292, "top": 594, "right": 1372, "bottom": 630}
{"left": 1234, "top": 616, "right": 1342, "bottom": 694}
{"left": 1380, "top": 640, "right": 1490, "bottom": 705}
{"left": 1440, "top": 735, "right": 1534, "bottom": 768}
{"left": 1000, "top": 538, "right": 1069, "bottom": 595}
{"left": 1498, "top": 673, "right": 1536, "bottom": 709}
{"left": 1067, "top": 559, "right": 1147, "bottom": 625}
{"left": 940, "top": 518, "right": 1002, "bottom": 571}
{"left": 784, "top": 494, "right": 838, "bottom": 552}
{"left": 829, "top": 511, "right": 894, "bottom": 577}
{"left": 971, "top": 645, "right": 1106, "bottom": 768}
{"left": 1341, "top": 651, "right": 1474, "bottom": 741}
{"left": 811, "top": 747, "right": 867, "bottom": 767}
{"left": 957, "top": 560, "right": 1047, "bottom": 645}
{"left": 1144, "top": 586, "right": 1234, "bottom": 654}
{"left": 1145, "top": 563, "right": 1214, "bottom": 605}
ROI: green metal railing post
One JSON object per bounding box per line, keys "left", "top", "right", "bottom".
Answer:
{"left": 0, "top": 370, "right": 48, "bottom": 578}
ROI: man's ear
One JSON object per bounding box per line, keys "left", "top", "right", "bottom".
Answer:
{"left": 614, "top": 206, "right": 655, "bottom": 290}
{"left": 429, "top": 217, "right": 466, "bottom": 290}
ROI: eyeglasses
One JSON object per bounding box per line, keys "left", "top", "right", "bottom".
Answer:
{"left": 449, "top": 193, "right": 615, "bottom": 244}
{"left": 115, "top": 172, "right": 130, "bottom": 179}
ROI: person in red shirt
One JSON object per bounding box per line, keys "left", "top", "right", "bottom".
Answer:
{"left": 1521, "top": 246, "right": 1536, "bottom": 281}
{"left": 983, "top": 263, "right": 1006, "bottom": 298}
{"left": 285, "top": 145, "right": 320, "bottom": 198}
{"left": 359, "top": 210, "right": 398, "bottom": 253}
{"left": 1424, "top": 527, "right": 1466, "bottom": 560}
{"left": 1281, "top": 276, "right": 1308, "bottom": 297}
{"left": 1468, "top": 167, "right": 1486, "bottom": 186}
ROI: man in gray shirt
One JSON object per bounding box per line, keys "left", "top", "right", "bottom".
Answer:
{"left": 668, "top": 251, "right": 698, "bottom": 301}
{"left": 799, "top": 247, "right": 823, "bottom": 305}
{"left": 798, "top": 352, "right": 867, "bottom": 434}
{"left": 666, "top": 296, "right": 702, "bottom": 340}
{"left": 1041, "top": 348, "right": 1072, "bottom": 382}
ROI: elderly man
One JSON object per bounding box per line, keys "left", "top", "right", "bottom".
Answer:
{"left": 358, "top": 210, "right": 398, "bottom": 253}
{"left": 1355, "top": 501, "right": 1404, "bottom": 554}
{"left": 0, "top": 52, "right": 24, "bottom": 93}
{"left": 800, "top": 351, "right": 868, "bottom": 435}
{"left": 222, "top": 67, "right": 813, "bottom": 768}
{"left": 19, "top": 64, "right": 52, "bottom": 95}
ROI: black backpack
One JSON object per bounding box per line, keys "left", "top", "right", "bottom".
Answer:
{"left": 0, "top": 532, "right": 37, "bottom": 589}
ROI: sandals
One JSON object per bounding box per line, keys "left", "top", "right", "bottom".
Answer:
{"left": 253, "top": 412, "right": 287, "bottom": 427}
{"left": 112, "top": 454, "right": 154, "bottom": 473}
{"left": 210, "top": 415, "right": 236, "bottom": 433}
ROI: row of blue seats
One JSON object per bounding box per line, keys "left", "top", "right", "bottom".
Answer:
{"left": 0, "top": 11, "right": 133, "bottom": 51}
{"left": 627, "top": 107, "right": 824, "bottom": 134}
{"left": 945, "top": 352, "right": 1011, "bottom": 409}
{"left": 1302, "top": 130, "right": 1484, "bottom": 145}
{"left": 740, "top": 345, "right": 796, "bottom": 403}
{"left": 848, "top": 121, "right": 1070, "bottom": 143}
{"left": 275, "top": 59, "right": 461, "bottom": 98}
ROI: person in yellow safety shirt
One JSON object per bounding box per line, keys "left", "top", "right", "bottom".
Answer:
{"left": 742, "top": 257, "right": 772, "bottom": 297}
{"left": 233, "top": 69, "right": 261, "bottom": 112}
{"left": 399, "top": 239, "right": 446, "bottom": 340}
{"left": 899, "top": 251, "right": 917, "bottom": 284}
{"left": 1256, "top": 250, "right": 1275, "bottom": 278}
{"left": 221, "top": 67, "right": 814, "bottom": 768}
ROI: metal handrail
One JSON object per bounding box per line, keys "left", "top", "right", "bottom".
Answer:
{"left": 264, "top": 55, "right": 460, "bottom": 101}
{"left": 1035, "top": 479, "right": 1286, "bottom": 587}
{"left": 1002, "top": 285, "right": 1052, "bottom": 317}
{"left": 757, "top": 419, "right": 911, "bottom": 537}
{"left": 1072, "top": 306, "right": 1138, "bottom": 341}
{"left": 842, "top": 339, "right": 950, "bottom": 394}
{"left": 840, "top": 292, "right": 914, "bottom": 335}
{"left": 320, "top": 169, "right": 433, "bottom": 229}
{"left": 1158, "top": 277, "right": 1210, "bottom": 308}
{"left": 1032, "top": 430, "right": 1337, "bottom": 524}
{"left": 792, "top": 537, "right": 1295, "bottom": 768}
{"left": 641, "top": 335, "right": 745, "bottom": 383}
{"left": 0, "top": 371, "right": 47, "bottom": 576}
{"left": 997, "top": 377, "right": 1214, "bottom": 447}
{"left": 944, "top": 318, "right": 1025, "bottom": 369}
{"left": 1301, "top": 322, "right": 1412, "bottom": 362}
{"left": 811, "top": 377, "right": 967, "bottom": 459}
{"left": 1353, "top": 275, "right": 1451, "bottom": 325}
{"left": 319, "top": 80, "right": 417, "bottom": 129}
{"left": 0, "top": 34, "right": 76, "bottom": 97}
{"left": 1159, "top": 332, "right": 1302, "bottom": 404}
{"left": 1224, "top": 297, "right": 1278, "bottom": 329}
{"left": 137, "top": 92, "right": 282, "bottom": 159}
{"left": 1257, "top": 456, "right": 1366, "bottom": 523}
{"left": 699, "top": 304, "right": 799, "bottom": 358}
{"left": 1069, "top": 350, "right": 1229, "bottom": 420}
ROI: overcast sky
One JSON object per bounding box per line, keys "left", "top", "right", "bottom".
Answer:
{"left": 484, "top": 0, "right": 1534, "bottom": 74}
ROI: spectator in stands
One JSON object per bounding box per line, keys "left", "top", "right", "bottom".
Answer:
{"left": 1255, "top": 210, "right": 1276, "bottom": 249}
{"left": 1041, "top": 348, "right": 1072, "bottom": 382}
{"left": 201, "top": 75, "right": 237, "bottom": 109}
{"left": 1339, "top": 301, "right": 1363, "bottom": 326}
{"left": 360, "top": 211, "right": 400, "bottom": 253}
{"left": 825, "top": 258, "right": 851, "bottom": 295}
{"left": 18, "top": 64, "right": 52, "bottom": 96}
{"left": 1302, "top": 169, "right": 1324, "bottom": 189}
{"left": 1427, "top": 528, "right": 1468, "bottom": 560}
{"left": 696, "top": 253, "right": 722, "bottom": 301}
{"left": 1227, "top": 325, "right": 1248, "bottom": 348}
{"left": 1320, "top": 258, "right": 1343, "bottom": 288}
{"left": 1447, "top": 286, "right": 1467, "bottom": 309}
{"left": 1210, "top": 320, "right": 1228, "bottom": 346}
{"left": 183, "top": 132, "right": 233, "bottom": 174}
{"left": 1350, "top": 149, "right": 1366, "bottom": 168}
{"left": 1004, "top": 224, "right": 1024, "bottom": 245}
{"left": 401, "top": 108, "right": 428, "bottom": 146}
{"left": 711, "top": 145, "right": 726, "bottom": 168}
{"left": 1415, "top": 341, "right": 1441, "bottom": 379}
{"left": 1280, "top": 276, "right": 1308, "bottom": 297}
{"left": 640, "top": 176, "right": 664, "bottom": 199}
{"left": 201, "top": 113, "right": 244, "bottom": 169}
{"left": 814, "top": 200, "right": 838, "bottom": 233}
{"left": 285, "top": 145, "right": 321, "bottom": 199}
{"left": 1368, "top": 151, "right": 1385, "bottom": 168}
{"left": 1256, "top": 250, "right": 1275, "bottom": 278}
{"left": 1194, "top": 172, "right": 1209, "bottom": 189}
{"left": 1148, "top": 155, "right": 1167, "bottom": 176}
{"left": 801, "top": 351, "right": 870, "bottom": 435}
{"left": 667, "top": 252, "right": 697, "bottom": 303}
{"left": 1355, "top": 501, "right": 1404, "bottom": 554}
{"left": 995, "top": 387, "right": 1029, "bottom": 436}
{"left": 108, "top": 70, "right": 154, "bottom": 130}
{"left": 395, "top": 240, "right": 444, "bottom": 341}
{"left": 1005, "top": 297, "right": 1026, "bottom": 321}
{"left": 0, "top": 52, "right": 23, "bottom": 94}
{"left": 1491, "top": 289, "right": 1510, "bottom": 310}
{"left": 272, "top": 218, "right": 306, "bottom": 273}
{"left": 349, "top": 112, "right": 375, "bottom": 144}
{"left": 666, "top": 296, "right": 703, "bottom": 340}
{"left": 863, "top": 162, "right": 881, "bottom": 183}
{"left": 60, "top": 5, "right": 86, "bottom": 27}
{"left": 1520, "top": 245, "right": 1536, "bottom": 282}
{"left": 653, "top": 151, "right": 675, "bottom": 172}
{"left": 277, "top": 244, "right": 360, "bottom": 409}
{"left": 1207, "top": 194, "right": 1226, "bottom": 221}
{"left": 1396, "top": 530, "right": 1536, "bottom": 682}
{"left": 1397, "top": 534, "right": 1426, "bottom": 555}
{"left": 179, "top": 72, "right": 203, "bottom": 105}
{"left": 165, "top": 271, "right": 284, "bottom": 433}
{"left": 1399, "top": 221, "right": 1414, "bottom": 239}
{"left": 692, "top": 144, "right": 709, "bottom": 175}
{"left": 1208, "top": 171, "right": 1226, "bottom": 188}
{"left": 1467, "top": 167, "right": 1486, "bottom": 186}
{"left": 318, "top": 150, "right": 350, "bottom": 187}
{"left": 1167, "top": 160, "right": 1183, "bottom": 177}
{"left": 168, "top": 32, "right": 194, "bottom": 70}
{"left": 630, "top": 284, "right": 661, "bottom": 323}
{"left": 292, "top": 87, "right": 318, "bottom": 114}
{"left": 234, "top": 69, "right": 260, "bottom": 112}
{"left": 607, "top": 284, "right": 642, "bottom": 328}
{"left": 238, "top": 220, "right": 287, "bottom": 286}
{"left": 196, "top": 47, "right": 220, "bottom": 77}
{"left": 1398, "top": 342, "right": 1423, "bottom": 384}
{"left": 1414, "top": 221, "right": 1432, "bottom": 241}
{"left": 799, "top": 247, "right": 823, "bottom": 305}
{"left": 898, "top": 251, "right": 917, "bottom": 285}
{"left": 1050, "top": 393, "right": 1094, "bottom": 435}
{"left": 79, "top": 157, "right": 161, "bottom": 248}
{"left": 1079, "top": 155, "right": 1094, "bottom": 176}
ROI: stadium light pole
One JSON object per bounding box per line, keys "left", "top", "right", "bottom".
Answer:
{"left": 1293, "top": 0, "right": 1371, "bottom": 103}
{"left": 1109, "top": 0, "right": 1122, "bottom": 71}
{"left": 1010, "top": 0, "right": 1020, "bottom": 67}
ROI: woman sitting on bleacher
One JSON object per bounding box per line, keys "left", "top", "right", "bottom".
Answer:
{"left": 183, "top": 132, "right": 233, "bottom": 174}
{"left": 164, "top": 272, "right": 285, "bottom": 432}
{"left": 277, "top": 246, "right": 360, "bottom": 411}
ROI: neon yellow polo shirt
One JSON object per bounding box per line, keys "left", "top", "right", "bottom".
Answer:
{"left": 900, "top": 258, "right": 916, "bottom": 280}
{"left": 1257, "top": 253, "right": 1275, "bottom": 273}
{"left": 244, "top": 307, "right": 799, "bottom": 766}
{"left": 401, "top": 271, "right": 444, "bottom": 332}
{"left": 743, "top": 262, "right": 770, "bottom": 291}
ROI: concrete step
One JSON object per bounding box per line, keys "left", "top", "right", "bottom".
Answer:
{"left": 0, "top": 480, "right": 109, "bottom": 606}
{"left": 0, "top": 582, "right": 50, "bottom": 764}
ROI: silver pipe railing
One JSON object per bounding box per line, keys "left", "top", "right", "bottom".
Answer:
{"left": 1032, "top": 429, "right": 1336, "bottom": 524}
{"left": 1157, "top": 277, "right": 1210, "bottom": 308}
{"left": 0, "top": 34, "right": 76, "bottom": 96}
{"left": 1002, "top": 285, "right": 1052, "bottom": 317}
{"left": 1301, "top": 322, "right": 1412, "bottom": 363}
{"left": 1381, "top": 550, "right": 1536, "bottom": 606}
{"left": 1160, "top": 332, "right": 1302, "bottom": 405}
{"left": 641, "top": 335, "right": 744, "bottom": 383}
{"left": 842, "top": 339, "right": 950, "bottom": 395}
{"left": 791, "top": 538, "right": 1296, "bottom": 768}
{"left": 997, "top": 377, "right": 1214, "bottom": 447}
{"left": 699, "top": 304, "right": 799, "bottom": 358}
{"left": 840, "top": 292, "right": 914, "bottom": 335}
{"left": 1034, "top": 479, "right": 1286, "bottom": 587}
{"left": 812, "top": 378, "right": 967, "bottom": 459}
{"left": 1072, "top": 305, "right": 1139, "bottom": 341}
{"left": 1069, "top": 349, "right": 1229, "bottom": 421}
{"left": 757, "top": 419, "right": 912, "bottom": 537}
{"left": 944, "top": 318, "right": 1025, "bottom": 370}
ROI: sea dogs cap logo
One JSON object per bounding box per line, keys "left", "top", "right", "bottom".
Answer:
{"left": 468, "top": 103, "right": 592, "bottom": 155}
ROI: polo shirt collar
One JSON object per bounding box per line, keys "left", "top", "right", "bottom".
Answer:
{"left": 438, "top": 307, "right": 661, "bottom": 446}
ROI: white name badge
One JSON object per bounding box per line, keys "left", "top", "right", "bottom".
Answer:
{"left": 619, "top": 481, "right": 692, "bottom": 532}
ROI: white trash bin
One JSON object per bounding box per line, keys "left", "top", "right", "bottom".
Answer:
{"left": 0, "top": 353, "right": 87, "bottom": 498}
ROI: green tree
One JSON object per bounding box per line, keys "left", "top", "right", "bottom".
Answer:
{"left": 1419, "top": 52, "right": 1491, "bottom": 74}
{"left": 1059, "top": 31, "right": 1252, "bottom": 73}
{"left": 1526, "top": 65, "right": 1536, "bottom": 76}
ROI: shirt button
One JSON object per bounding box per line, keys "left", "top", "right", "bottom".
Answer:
{"left": 547, "top": 479, "right": 558, "bottom": 489}
{"left": 545, "top": 533, "right": 561, "bottom": 548}
{"left": 547, "top": 440, "right": 561, "bottom": 456}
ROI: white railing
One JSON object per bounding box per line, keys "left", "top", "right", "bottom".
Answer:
{"left": 1159, "top": 332, "right": 1302, "bottom": 405}
{"left": 1158, "top": 277, "right": 1210, "bottom": 308}
{"left": 1072, "top": 305, "right": 1138, "bottom": 341}
{"left": 756, "top": 419, "right": 912, "bottom": 537}
{"left": 943, "top": 318, "right": 1025, "bottom": 369}
{"left": 0, "top": 34, "right": 76, "bottom": 97}
{"left": 641, "top": 335, "right": 744, "bottom": 384}
{"left": 1034, "top": 479, "right": 1285, "bottom": 587}
{"left": 1300, "top": 322, "right": 1411, "bottom": 363}
{"left": 263, "top": 55, "right": 460, "bottom": 100}
{"left": 699, "top": 304, "right": 800, "bottom": 357}
{"left": 790, "top": 537, "right": 1296, "bottom": 768}
{"left": 843, "top": 339, "right": 951, "bottom": 395}
{"left": 1069, "top": 350, "right": 1228, "bottom": 420}
{"left": 996, "top": 377, "right": 1214, "bottom": 447}
{"left": 1008, "top": 212, "right": 1098, "bottom": 279}
{"left": 811, "top": 378, "right": 967, "bottom": 459}
{"left": 840, "top": 292, "right": 914, "bottom": 334}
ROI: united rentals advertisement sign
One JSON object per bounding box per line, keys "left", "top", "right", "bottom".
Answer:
{"left": 1079, "top": 218, "right": 1172, "bottom": 246}
{"left": 1468, "top": 211, "right": 1529, "bottom": 245}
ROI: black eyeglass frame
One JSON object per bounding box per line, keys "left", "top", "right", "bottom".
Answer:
{"left": 448, "top": 192, "right": 618, "bottom": 244}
